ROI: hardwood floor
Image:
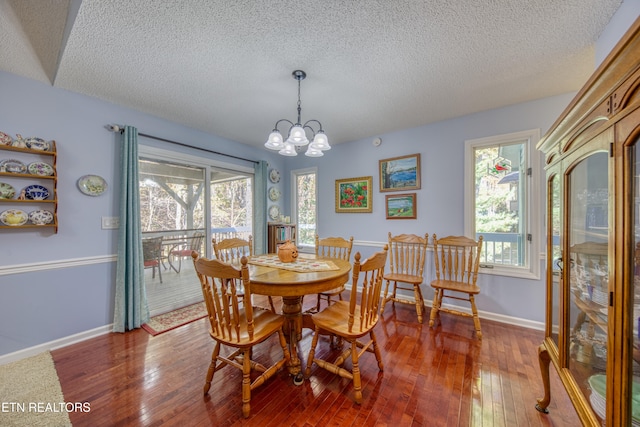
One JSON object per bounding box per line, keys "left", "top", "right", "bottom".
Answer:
{"left": 52, "top": 296, "right": 580, "bottom": 426}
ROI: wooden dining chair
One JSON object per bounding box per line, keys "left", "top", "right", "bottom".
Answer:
{"left": 429, "top": 234, "right": 484, "bottom": 339}
{"left": 213, "top": 235, "right": 276, "bottom": 312}
{"left": 305, "top": 247, "right": 388, "bottom": 404}
{"left": 191, "top": 252, "right": 291, "bottom": 418}
{"left": 312, "top": 235, "right": 354, "bottom": 312}
{"left": 142, "top": 236, "right": 164, "bottom": 283}
{"left": 169, "top": 232, "right": 204, "bottom": 273}
{"left": 382, "top": 232, "right": 429, "bottom": 322}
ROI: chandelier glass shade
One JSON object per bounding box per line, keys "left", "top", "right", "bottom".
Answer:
{"left": 264, "top": 70, "right": 331, "bottom": 157}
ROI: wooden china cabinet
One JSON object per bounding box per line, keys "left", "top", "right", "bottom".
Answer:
{"left": 536, "top": 17, "right": 640, "bottom": 426}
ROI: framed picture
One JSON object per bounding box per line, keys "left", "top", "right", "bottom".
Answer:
{"left": 379, "top": 153, "right": 421, "bottom": 192}
{"left": 335, "top": 176, "right": 372, "bottom": 213}
{"left": 385, "top": 193, "right": 417, "bottom": 219}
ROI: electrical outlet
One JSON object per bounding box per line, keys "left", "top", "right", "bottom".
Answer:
{"left": 101, "top": 216, "right": 119, "bottom": 229}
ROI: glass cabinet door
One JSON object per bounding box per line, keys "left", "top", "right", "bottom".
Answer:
{"left": 549, "top": 173, "right": 561, "bottom": 347}
{"left": 631, "top": 138, "right": 640, "bottom": 426}
{"left": 566, "top": 151, "right": 609, "bottom": 424}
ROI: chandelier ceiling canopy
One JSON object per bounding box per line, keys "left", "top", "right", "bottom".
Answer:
{"left": 264, "top": 70, "right": 330, "bottom": 157}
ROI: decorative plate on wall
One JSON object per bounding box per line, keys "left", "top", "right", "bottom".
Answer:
{"left": 269, "top": 168, "right": 280, "bottom": 183}
{"left": 29, "top": 209, "right": 54, "bottom": 225}
{"left": 269, "top": 205, "right": 281, "bottom": 220}
{"left": 23, "top": 184, "right": 49, "bottom": 200}
{"left": 269, "top": 186, "right": 281, "bottom": 201}
{"left": 24, "top": 137, "right": 49, "bottom": 151}
{"left": 28, "top": 162, "right": 54, "bottom": 176}
{"left": 0, "top": 159, "right": 27, "bottom": 174}
{"left": 0, "top": 182, "right": 15, "bottom": 199}
{"left": 0, "top": 131, "right": 12, "bottom": 146}
{"left": 0, "top": 209, "right": 28, "bottom": 226}
{"left": 77, "top": 175, "right": 108, "bottom": 196}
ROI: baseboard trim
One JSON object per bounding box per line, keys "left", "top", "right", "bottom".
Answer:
{"left": 0, "top": 324, "right": 113, "bottom": 365}
{"left": 347, "top": 284, "right": 545, "bottom": 332}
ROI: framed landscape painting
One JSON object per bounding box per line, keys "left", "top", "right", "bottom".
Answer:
{"left": 385, "top": 193, "right": 417, "bottom": 219}
{"left": 379, "top": 153, "right": 421, "bottom": 192}
{"left": 335, "top": 176, "right": 372, "bottom": 213}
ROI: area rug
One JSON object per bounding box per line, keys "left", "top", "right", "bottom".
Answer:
{"left": 142, "top": 301, "right": 207, "bottom": 336}
{"left": 0, "top": 351, "right": 72, "bottom": 426}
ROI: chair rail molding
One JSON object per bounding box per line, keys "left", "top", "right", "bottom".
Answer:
{"left": 0, "top": 254, "right": 117, "bottom": 276}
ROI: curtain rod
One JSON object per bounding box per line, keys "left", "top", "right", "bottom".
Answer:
{"left": 106, "top": 124, "right": 258, "bottom": 164}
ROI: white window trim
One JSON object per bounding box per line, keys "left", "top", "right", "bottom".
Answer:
{"left": 464, "top": 129, "right": 541, "bottom": 280}
{"left": 139, "top": 145, "right": 254, "bottom": 174}
{"left": 291, "top": 167, "right": 318, "bottom": 251}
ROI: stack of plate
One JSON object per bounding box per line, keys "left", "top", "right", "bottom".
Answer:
{"left": 588, "top": 374, "right": 640, "bottom": 426}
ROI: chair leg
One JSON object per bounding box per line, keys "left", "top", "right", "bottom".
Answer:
{"left": 242, "top": 348, "right": 252, "bottom": 418}
{"left": 316, "top": 294, "right": 322, "bottom": 313}
{"left": 413, "top": 285, "right": 424, "bottom": 323}
{"left": 381, "top": 280, "right": 393, "bottom": 314}
{"left": 371, "top": 330, "right": 384, "bottom": 371}
{"left": 204, "top": 342, "right": 220, "bottom": 394}
{"left": 268, "top": 296, "right": 276, "bottom": 313}
{"left": 429, "top": 289, "right": 441, "bottom": 327}
{"left": 304, "top": 326, "right": 321, "bottom": 377}
{"left": 155, "top": 263, "right": 162, "bottom": 283}
{"left": 469, "top": 294, "right": 482, "bottom": 339}
{"left": 351, "top": 340, "right": 362, "bottom": 404}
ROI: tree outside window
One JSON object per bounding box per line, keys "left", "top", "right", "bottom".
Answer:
{"left": 293, "top": 168, "right": 317, "bottom": 247}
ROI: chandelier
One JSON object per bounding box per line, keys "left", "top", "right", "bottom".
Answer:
{"left": 264, "top": 70, "right": 330, "bottom": 157}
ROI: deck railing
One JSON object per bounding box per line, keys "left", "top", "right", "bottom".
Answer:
{"left": 477, "top": 232, "right": 524, "bottom": 266}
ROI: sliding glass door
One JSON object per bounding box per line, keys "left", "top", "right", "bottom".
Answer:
{"left": 139, "top": 157, "right": 206, "bottom": 315}
{"left": 138, "top": 147, "right": 255, "bottom": 316}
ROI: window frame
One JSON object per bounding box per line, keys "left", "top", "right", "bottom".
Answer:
{"left": 291, "top": 166, "right": 318, "bottom": 251}
{"left": 464, "top": 129, "right": 541, "bottom": 279}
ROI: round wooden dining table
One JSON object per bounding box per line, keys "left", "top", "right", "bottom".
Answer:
{"left": 244, "top": 253, "right": 352, "bottom": 382}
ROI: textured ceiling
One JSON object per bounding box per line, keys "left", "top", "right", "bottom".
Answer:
{"left": 0, "top": 0, "right": 624, "bottom": 149}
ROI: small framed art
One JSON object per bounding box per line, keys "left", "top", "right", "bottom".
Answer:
{"left": 335, "top": 176, "right": 372, "bottom": 213}
{"left": 385, "top": 193, "right": 417, "bottom": 219}
{"left": 379, "top": 153, "right": 421, "bottom": 192}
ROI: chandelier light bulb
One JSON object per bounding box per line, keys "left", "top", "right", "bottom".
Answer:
{"left": 278, "top": 142, "right": 297, "bottom": 156}
{"left": 310, "top": 131, "right": 330, "bottom": 150}
{"left": 287, "top": 125, "right": 309, "bottom": 146}
{"left": 305, "top": 144, "right": 324, "bottom": 157}
{"left": 264, "top": 130, "right": 284, "bottom": 150}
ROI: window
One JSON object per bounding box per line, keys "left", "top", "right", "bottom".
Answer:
{"left": 292, "top": 167, "right": 317, "bottom": 248}
{"left": 464, "top": 129, "right": 540, "bottom": 279}
{"left": 210, "top": 167, "right": 253, "bottom": 242}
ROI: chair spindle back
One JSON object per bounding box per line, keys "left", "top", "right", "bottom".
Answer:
{"left": 387, "top": 233, "right": 428, "bottom": 278}
{"left": 433, "top": 235, "right": 483, "bottom": 285}
{"left": 315, "top": 235, "right": 354, "bottom": 261}
{"left": 348, "top": 247, "right": 388, "bottom": 333}
{"left": 192, "top": 253, "right": 254, "bottom": 342}
{"left": 213, "top": 236, "right": 253, "bottom": 263}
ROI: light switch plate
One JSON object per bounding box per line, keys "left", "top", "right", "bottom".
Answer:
{"left": 101, "top": 216, "right": 119, "bottom": 229}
